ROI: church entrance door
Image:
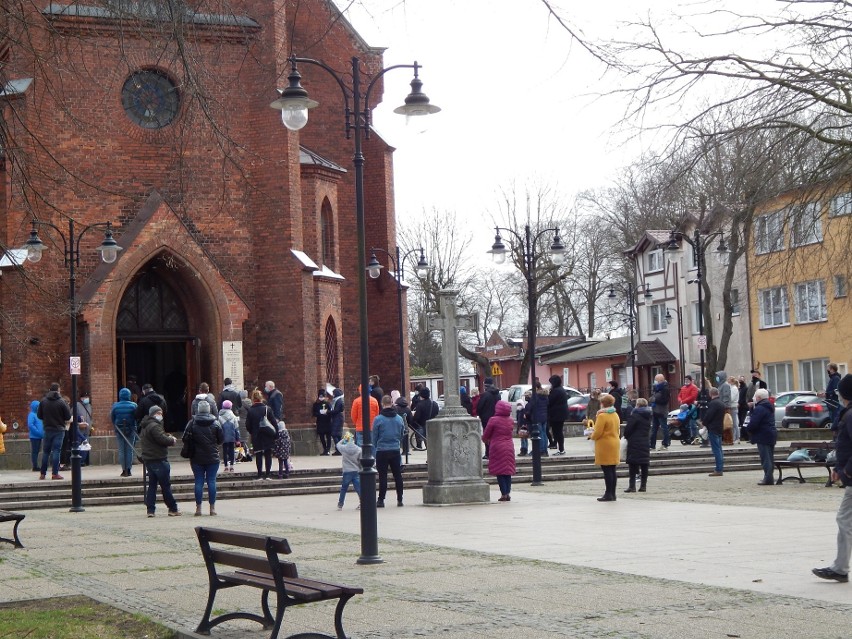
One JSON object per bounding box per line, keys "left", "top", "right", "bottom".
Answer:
{"left": 116, "top": 263, "right": 203, "bottom": 432}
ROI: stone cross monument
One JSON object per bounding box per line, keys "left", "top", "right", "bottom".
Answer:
{"left": 422, "top": 289, "right": 490, "bottom": 505}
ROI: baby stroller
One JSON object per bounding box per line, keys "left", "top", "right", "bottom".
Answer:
{"left": 671, "top": 404, "right": 705, "bottom": 445}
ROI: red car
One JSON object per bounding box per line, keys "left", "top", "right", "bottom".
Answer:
{"left": 566, "top": 395, "right": 591, "bottom": 423}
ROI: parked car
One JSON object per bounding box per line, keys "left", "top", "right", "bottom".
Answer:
{"left": 781, "top": 395, "right": 832, "bottom": 429}
{"left": 771, "top": 391, "right": 819, "bottom": 428}
{"left": 566, "top": 395, "right": 591, "bottom": 423}
{"left": 505, "top": 383, "right": 582, "bottom": 420}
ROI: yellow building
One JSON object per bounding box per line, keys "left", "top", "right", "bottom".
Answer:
{"left": 747, "top": 183, "right": 852, "bottom": 393}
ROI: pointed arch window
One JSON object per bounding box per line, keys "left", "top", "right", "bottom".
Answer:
{"left": 324, "top": 317, "right": 339, "bottom": 386}
{"left": 117, "top": 269, "right": 188, "bottom": 334}
{"left": 320, "top": 198, "right": 336, "bottom": 270}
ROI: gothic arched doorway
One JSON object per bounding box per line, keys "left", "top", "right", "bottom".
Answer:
{"left": 116, "top": 259, "right": 201, "bottom": 431}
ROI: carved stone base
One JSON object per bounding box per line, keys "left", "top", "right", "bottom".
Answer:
{"left": 422, "top": 415, "right": 490, "bottom": 505}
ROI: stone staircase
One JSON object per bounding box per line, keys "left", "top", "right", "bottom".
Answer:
{"left": 0, "top": 447, "right": 767, "bottom": 511}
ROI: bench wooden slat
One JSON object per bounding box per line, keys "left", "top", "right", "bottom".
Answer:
{"left": 210, "top": 549, "right": 297, "bottom": 577}
{"left": 223, "top": 572, "right": 327, "bottom": 601}
{"left": 201, "top": 527, "right": 291, "bottom": 554}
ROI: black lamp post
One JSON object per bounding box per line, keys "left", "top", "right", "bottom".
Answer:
{"left": 606, "top": 282, "right": 652, "bottom": 389}
{"left": 367, "top": 246, "right": 429, "bottom": 464}
{"left": 488, "top": 224, "right": 566, "bottom": 486}
{"left": 23, "top": 218, "right": 122, "bottom": 512}
{"left": 271, "top": 56, "right": 439, "bottom": 565}
{"left": 661, "top": 229, "right": 728, "bottom": 418}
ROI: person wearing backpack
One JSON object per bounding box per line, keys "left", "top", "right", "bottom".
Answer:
{"left": 217, "top": 400, "right": 240, "bottom": 473}
{"left": 110, "top": 387, "right": 138, "bottom": 478}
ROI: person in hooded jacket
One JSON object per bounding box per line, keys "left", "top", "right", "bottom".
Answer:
{"left": 138, "top": 405, "right": 180, "bottom": 517}
{"left": 524, "top": 382, "right": 549, "bottom": 457}
{"left": 590, "top": 393, "right": 621, "bottom": 501}
{"left": 218, "top": 378, "right": 241, "bottom": 413}
{"left": 27, "top": 400, "right": 44, "bottom": 472}
{"left": 246, "top": 389, "right": 276, "bottom": 480}
{"left": 412, "top": 387, "right": 439, "bottom": 448}
{"left": 184, "top": 400, "right": 223, "bottom": 516}
{"left": 110, "top": 387, "right": 138, "bottom": 477}
{"left": 272, "top": 421, "right": 292, "bottom": 479}
{"left": 460, "top": 386, "right": 473, "bottom": 415}
{"left": 477, "top": 378, "right": 500, "bottom": 459}
{"left": 191, "top": 382, "right": 217, "bottom": 416}
{"left": 312, "top": 390, "right": 333, "bottom": 455}
{"left": 623, "top": 398, "right": 652, "bottom": 493}
{"left": 373, "top": 395, "right": 406, "bottom": 507}
{"left": 394, "top": 394, "right": 415, "bottom": 456}
{"left": 217, "top": 400, "right": 240, "bottom": 472}
{"left": 329, "top": 388, "right": 345, "bottom": 454}
{"left": 548, "top": 374, "right": 569, "bottom": 456}
{"left": 336, "top": 430, "right": 362, "bottom": 509}
{"left": 482, "top": 399, "right": 516, "bottom": 501}
{"left": 38, "top": 383, "right": 72, "bottom": 480}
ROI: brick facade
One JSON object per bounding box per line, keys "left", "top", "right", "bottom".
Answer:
{"left": 0, "top": 0, "right": 406, "bottom": 441}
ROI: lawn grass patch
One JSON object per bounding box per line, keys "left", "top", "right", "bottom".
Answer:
{"left": 0, "top": 595, "right": 177, "bottom": 638}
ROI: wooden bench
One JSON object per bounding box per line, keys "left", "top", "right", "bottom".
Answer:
{"left": 0, "top": 509, "right": 25, "bottom": 548}
{"left": 774, "top": 441, "right": 835, "bottom": 487}
{"left": 195, "top": 527, "right": 363, "bottom": 639}
{"left": 0, "top": 510, "right": 26, "bottom": 548}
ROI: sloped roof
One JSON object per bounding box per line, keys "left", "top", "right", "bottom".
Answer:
{"left": 633, "top": 339, "right": 677, "bottom": 366}
{"left": 541, "top": 336, "right": 631, "bottom": 364}
{"left": 624, "top": 230, "right": 672, "bottom": 257}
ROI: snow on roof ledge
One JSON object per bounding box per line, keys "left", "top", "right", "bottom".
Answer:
{"left": 291, "top": 249, "right": 318, "bottom": 272}
{"left": 0, "top": 249, "right": 26, "bottom": 269}
{"left": 313, "top": 265, "right": 345, "bottom": 281}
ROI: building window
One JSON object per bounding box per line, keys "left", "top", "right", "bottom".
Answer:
{"left": 835, "top": 275, "right": 848, "bottom": 298}
{"left": 121, "top": 69, "right": 180, "bottom": 129}
{"left": 830, "top": 193, "right": 852, "bottom": 217}
{"left": 646, "top": 249, "right": 664, "bottom": 273}
{"left": 794, "top": 280, "right": 827, "bottom": 324}
{"left": 687, "top": 243, "right": 699, "bottom": 271}
{"left": 800, "top": 358, "right": 829, "bottom": 393}
{"left": 755, "top": 211, "right": 784, "bottom": 254}
{"left": 764, "top": 362, "right": 793, "bottom": 394}
{"left": 562, "top": 368, "right": 570, "bottom": 385}
{"left": 324, "top": 318, "right": 339, "bottom": 386}
{"left": 649, "top": 303, "right": 666, "bottom": 332}
{"left": 690, "top": 301, "right": 701, "bottom": 335}
{"left": 790, "top": 202, "right": 823, "bottom": 247}
{"left": 588, "top": 372, "right": 597, "bottom": 391}
{"left": 730, "top": 289, "right": 740, "bottom": 315}
{"left": 319, "top": 198, "right": 335, "bottom": 269}
{"left": 759, "top": 286, "right": 790, "bottom": 328}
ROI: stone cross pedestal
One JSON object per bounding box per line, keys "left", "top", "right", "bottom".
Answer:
{"left": 422, "top": 289, "right": 490, "bottom": 505}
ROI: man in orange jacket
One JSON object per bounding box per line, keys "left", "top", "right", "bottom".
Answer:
{"left": 351, "top": 385, "right": 379, "bottom": 446}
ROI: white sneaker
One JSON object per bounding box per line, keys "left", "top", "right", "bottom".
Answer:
{"left": 658, "top": 446, "right": 668, "bottom": 451}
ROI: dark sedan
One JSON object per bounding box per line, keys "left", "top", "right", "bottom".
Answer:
{"left": 781, "top": 395, "right": 833, "bottom": 429}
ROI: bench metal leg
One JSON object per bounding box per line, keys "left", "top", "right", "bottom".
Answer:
{"left": 333, "top": 593, "right": 355, "bottom": 639}
{"left": 0, "top": 517, "right": 24, "bottom": 548}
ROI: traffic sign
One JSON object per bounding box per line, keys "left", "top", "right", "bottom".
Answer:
{"left": 70, "top": 356, "right": 81, "bottom": 375}
{"left": 696, "top": 335, "right": 707, "bottom": 350}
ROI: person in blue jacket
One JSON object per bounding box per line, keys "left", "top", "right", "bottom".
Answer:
{"left": 110, "top": 388, "right": 138, "bottom": 477}
{"left": 27, "top": 400, "right": 44, "bottom": 472}
{"left": 747, "top": 388, "right": 777, "bottom": 486}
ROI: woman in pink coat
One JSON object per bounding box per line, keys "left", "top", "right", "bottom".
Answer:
{"left": 482, "top": 400, "right": 517, "bottom": 501}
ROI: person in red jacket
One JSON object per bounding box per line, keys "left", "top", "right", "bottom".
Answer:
{"left": 678, "top": 375, "right": 699, "bottom": 406}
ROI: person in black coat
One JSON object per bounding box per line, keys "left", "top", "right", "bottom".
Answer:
{"left": 135, "top": 384, "right": 168, "bottom": 423}
{"left": 184, "top": 400, "right": 223, "bottom": 516}
{"left": 624, "top": 399, "right": 652, "bottom": 493}
{"left": 547, "top": 374, "right": 569, "bottom": 455}
{"left": 702, "top": 387, "right": 727, "bottom": 476}
{"left": 312, "top": 390, "right": 333, "bottom": 455}
{"left": 246, "top": 389, "right": 277, "bottom": 480}
{"left": 476, "top": 378, "right": 500, "bottom": 459}
{"left": 608, "top": 380, "right": 624, "bottom": 422}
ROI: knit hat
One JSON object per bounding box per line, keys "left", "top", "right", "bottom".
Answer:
{"left": 197, "top": 400, "right": 211, "bottom": 414}
{"left": 222, "top": 400, "right": 233, "bottom": 410}
{"left": 459, "top": 386, "right": 467, "bottom": 395}
{"left": 838, "top": 374, "right": 852, "bottom": 402}
{"left": 484, "top": 377, "right": 494, "bottom": 386}
{"left": 148, "top": 405, "right": 163, "bottom": 416}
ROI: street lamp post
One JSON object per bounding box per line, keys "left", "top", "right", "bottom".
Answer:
{"left": 607, "top": 283, "right": 652, "bottom": 389}
{"left": 661, "top": 228, "right": 728, "bottom": 418}
{"left": 23, "top": 218, "right": 122, "bottom": 512}
{"left": 488, "top": 224, "right": 566, "bottom": 486}
{"left": 271, "top": 55, "right": 439, "bottom": 565}
{"left": 367, "top": 246, "right": 429, "bottom": 464}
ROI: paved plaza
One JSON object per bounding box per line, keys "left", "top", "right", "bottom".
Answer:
{"left": 2, "top": 438, "right": 852, "bottom": 638}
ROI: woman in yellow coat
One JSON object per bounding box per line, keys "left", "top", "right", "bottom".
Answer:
{"left": 589, "top": 393, "right": 621, "bottom": 501}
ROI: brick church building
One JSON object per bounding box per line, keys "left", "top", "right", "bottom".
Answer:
{"left": 0, "top": 0, "right": 408, "bottom": 444}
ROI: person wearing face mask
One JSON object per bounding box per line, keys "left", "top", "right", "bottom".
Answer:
{"left": 138, "top": 405, "right": 181, "bottom": 517}
{"left": 75, "top": 391, "right": 93, "bottom": 466}
{"left": 813, "top": 374, "right": 852, "bottom": 583}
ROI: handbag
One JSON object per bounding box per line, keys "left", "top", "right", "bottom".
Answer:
{"left": 619, "top": 436, "right": 628, "bottom": 462}
{"left": 723, "top": 413, "right": 733, "bottom": 431}
{"left": 518, "top": 426, "right": 529, "bottom": 439}
{"left": 260, "top": 413, "right": 276, "bottom": 435}
{"left": 180, "top": 427, "right": 194, "bottom": 459}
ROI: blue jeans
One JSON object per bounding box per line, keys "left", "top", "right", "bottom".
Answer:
{"left": 496, "top": 474, "right": 512, "bottom": 495}
{"left": 649, "top": 413, "right": 669, "bottom": 449}
{"left": 40, "top": 430, "right": 65, "bottom": 475}
{"left": 191, "top": 462, "right": 219, "bottom": 505}
{"left": 533, "top": 422, "right": 548, "bottom": 453}
{"left": 757, "top": 443, "right": 775, "bottom": 483}
{"left": 222, "top": 442, "right": 235, "bottom": 467}
{"left": 30, "top": 438, "right": 42, "bottom": 470}
{"left": 115, "top": 425, "right": 137, "bottom": 472}
{"left": 338, "top": 470, "right": 361, "bottom": 506}
{"left": 708, "top": 431, "right": 724, "bottom": 472}
{"left": 355, "top": 431, "right": 363, "bottom": 446}
{"left": 145, "top": 460, "right": 178, "bottom": 514}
